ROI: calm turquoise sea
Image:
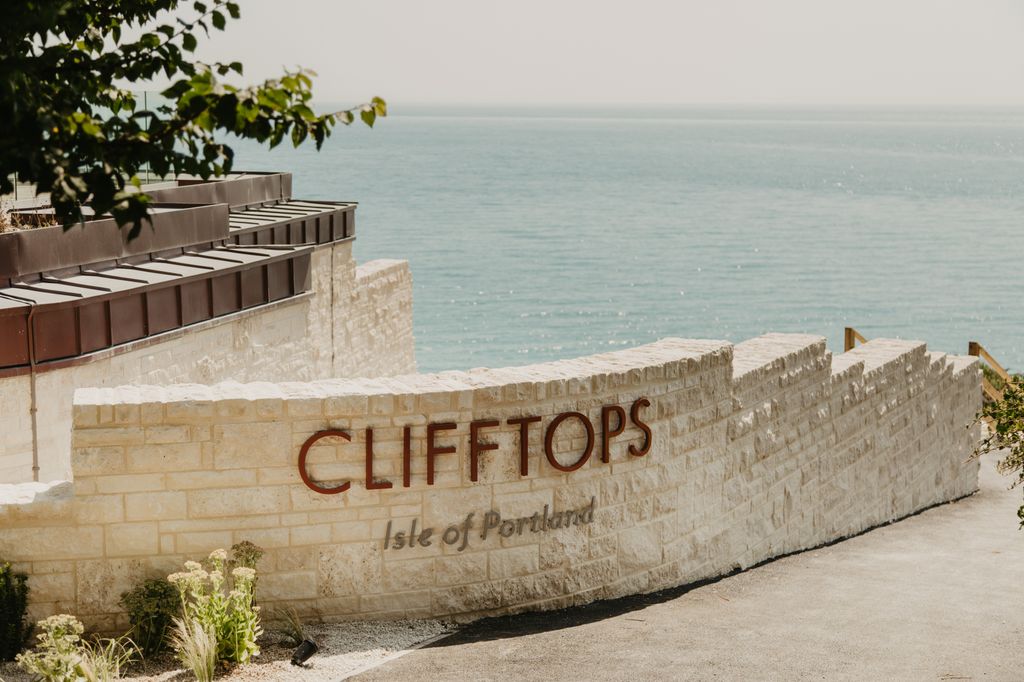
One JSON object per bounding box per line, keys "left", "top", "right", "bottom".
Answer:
{"left": 231, "top": 107, "right": 1024, "bottom": 374}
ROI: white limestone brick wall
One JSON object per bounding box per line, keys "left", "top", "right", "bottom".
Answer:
{"left": 335, "top": 259, "right": 416, "bottom": 379}
{"left": 0, "top": 334, "right": 981, "bottom": 631}
{"left": 0, "top": 241, "right": 416, "bottom": 483}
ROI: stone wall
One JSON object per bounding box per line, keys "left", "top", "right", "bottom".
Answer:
{"left": 0, "top": 241, "right": 416, "bottom": 484}
{"left": 0, "top": 334, "right": 980, "bottom": 630}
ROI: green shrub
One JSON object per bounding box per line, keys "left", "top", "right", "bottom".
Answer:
{"left": 0, "top": 560, "right": 31, "bottom": 661}
{"left": 228, "top": 541, "right": 264, "bottom": 572}
{"left": 168, "top": 548, "right": 263, "bottom": 666}
{"left": 119, "top": 578, "right": 180, "bottom": 656}
{"left": 976, "top": 380, "right": 1024, "bottom": 527}
{"left": 981, "top": 364, "right": 1024, "bottom": 392}
{"left": 15, "top": 614, "right": 138, "bottom": 682}
{"left": 16, "top": 614, "right": 84, "bottom": 681}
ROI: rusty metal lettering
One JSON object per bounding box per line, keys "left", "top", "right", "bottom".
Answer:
{"left": 298, "top": 429, "right": 352, "bottom": 494}
{"left": 507, "top": 415, "right": 542, "bottom": 476}
{"left": 629, "top": 397, "right": 652, "bottom": 457}
{"left": 544, "top": 411, "right": 595, "bottom": 472}
{"left": 364, "top": 427, "right": 393, "bottom": 490}
{"left": 426, "top": 422, "right": 457, "bottom": 485}
{"left": 469, "top": 419, "right": 500, "bottom": 482}
{"left": 601, "top": 404, "right": 626, "bottom": 463}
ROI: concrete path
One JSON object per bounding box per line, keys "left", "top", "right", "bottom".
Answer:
{"left": 355, "top": 454, "right": 1024, "bottom": 681}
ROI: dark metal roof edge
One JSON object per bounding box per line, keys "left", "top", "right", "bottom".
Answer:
{"left": 0, "top": 291, "right": 314, "bottom": 380}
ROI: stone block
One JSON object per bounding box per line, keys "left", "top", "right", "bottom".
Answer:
{"left": 382, "top": 557, "right": 436, "bottom": 591}
{"left": 165, "top": 469, "right": 259, "bottom": 490}
{"left": 105, "top": 522, "right": 159, "bottom": 557}
{"left": 617, "top": 523, "right": 662, "bottom": 573}
{"left": 213, "top": 422, "right": 292, "bottom": 469}
{"left": 74, "top": 495, "right": 125, "bottom": 525}
{"left": 75, "top": 559, "right": 147, "bottom": 615}
{"left": 187, "top": 487, "right": 289, "bottom": 518}
{"left": 72, "top": 447, "right": 126, "bottom": 477}
{"left": 0, "top": 526, "right": 103, "bottom": 561}
{"left": 488, "top": 545, "right": 539, "bottom": 579}
{"left": 124, "top": 491, "right": 187, "bottom": 522}
{"left": 260, "top": 570, "right": 318, "bottom": 600}
{"left": 318, "top": 542, "right": 382, "bottom": 597}
{"left": 290, "top": 524, "right": 332, "bottom": 546}
{"left": 435, "top": 553, "right": 488, "bottom": 586}
{"left": 127, "top": 443, "right": 202, "bottom": 473}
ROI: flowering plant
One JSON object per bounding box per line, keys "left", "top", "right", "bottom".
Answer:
{"left": 169, "top": 549, "right": 262, "bottom": 665}
{"left": 16, "top": 614, "right": 136, "bottom": 681}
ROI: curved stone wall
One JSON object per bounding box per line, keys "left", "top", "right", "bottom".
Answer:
{"left": 0, "top": 334, "right": 980, "bottom": 631}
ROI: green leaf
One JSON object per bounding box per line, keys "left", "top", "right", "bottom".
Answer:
{"left": 0, "top": 0, "right": 385, "bottom": 237}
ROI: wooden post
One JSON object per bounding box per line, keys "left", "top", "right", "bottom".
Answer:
{"left": 844, "top": 327, "right": 856, "bottom": 352}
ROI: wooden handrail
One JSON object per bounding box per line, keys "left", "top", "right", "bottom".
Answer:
{"left": 968, "top": 341, "right": 1017, "bottom": 416}
{"left": 844, "top": 326, "right": 868, "bottom": 352}
{"left": 968, "top": 341, "right": 1012, "bottom": 385}
{"left": 980, "top": 376, "right": 1003, "bottom": 404}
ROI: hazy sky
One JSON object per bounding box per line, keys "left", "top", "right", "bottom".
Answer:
{"left": 192, "top": 0, "right": 1024, "bottom": 107}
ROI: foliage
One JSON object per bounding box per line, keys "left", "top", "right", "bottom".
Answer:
{"left": 119, "top": 578, "right": 180, "bottom": 656}
{"left": 271, "top": 606, "right": 307, "bottom": 648}
{"left": 168, "top": 549, "right": 262, "bottom": 666}
{"left": 228, "top": 541, "right": 263, "bottom": 572}
{"left": 14, "top": 614, "right": 136, "bottom": 682}
{"left": 974, "top": 378, "right": 1024, "bottom": 528}
{"left": 168, "top": 617, "right": 217, "bottom": 682}
{"left": 16, "top": 614, "right": 84, "bottom": 682}
{"left": 77, "top": 636, "right": 138, "bottom": 682}
{"left": 0, "top": 560, "right": 31, "bottom": 661}
{"left": 0, "top": 0, "right": 386, "bottom": 236}
{"left": 981, "top": 363, "right": 1023, "bottom": 392}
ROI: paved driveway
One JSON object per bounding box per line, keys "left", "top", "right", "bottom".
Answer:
{"left": 356, "top": 453, "right": 1024, "bottom": 681}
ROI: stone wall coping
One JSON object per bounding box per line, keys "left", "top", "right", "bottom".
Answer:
{"left": 355, "top": 259, "right": 409, "bottom": 280}
{"left": 731, "top": 333, "right": 827, "bottom": 382}
{"left": 71, "top": 337, "right": 734, "bottom": 408}
{"left": 841, "top": 338, "right": 927, "bottom": 376}
{"left": 70, "top": 333, "right": 980, "bottom": 412}
{"left": 0, "top": 480, "right": 71, "bottom": 507}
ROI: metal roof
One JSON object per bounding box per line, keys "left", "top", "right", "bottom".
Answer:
{"left": 0, "top": 244, "right": 313, "bottom": 371}
{"left": 0, "top": 172, "right": 355, "bottom": 374}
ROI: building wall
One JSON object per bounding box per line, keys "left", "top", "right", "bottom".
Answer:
{"left": 0, "top": 242, "right": 416, "bottom": 484}
{"left": 0, "top": 334, "right": 980, "bottom": 630}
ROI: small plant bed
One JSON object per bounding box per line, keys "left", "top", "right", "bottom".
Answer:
{"left": 0, "top": 542, "right": 453, "bottom": 681}
{"left": 0, "top": 619, "right": 453, "bottom": 681}
{"left": 0, "top": 207, "right": 59, "bottom": 233}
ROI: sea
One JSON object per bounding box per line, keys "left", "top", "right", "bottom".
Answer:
{"left": 229, "top": 106, "right": 1024, "bottom": 374}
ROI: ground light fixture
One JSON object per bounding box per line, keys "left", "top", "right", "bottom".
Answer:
{"left": 291, "top": 637, "right": 319, "bottom": 666}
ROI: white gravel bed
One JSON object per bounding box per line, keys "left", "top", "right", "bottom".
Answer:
{"left": 0, "top": 619, "right": 455, "bottom": 682}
